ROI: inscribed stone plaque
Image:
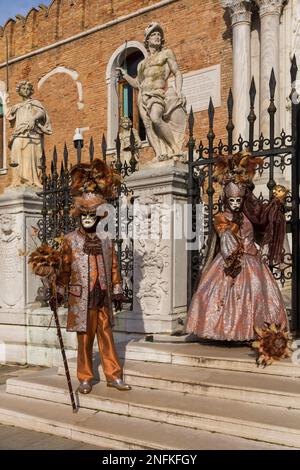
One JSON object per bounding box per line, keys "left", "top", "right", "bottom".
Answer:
{"left": 169, "top": 64, "right": 221, "bottom": 112}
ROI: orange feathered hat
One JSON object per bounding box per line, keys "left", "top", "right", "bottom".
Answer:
{"left": 70, "top": 159, "right": 121, "bottom": 216}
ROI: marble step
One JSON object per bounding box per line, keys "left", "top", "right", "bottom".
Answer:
{"left": 124, "top": 341, "right": 300, "bottom": 378}
{"left": 58, "top": 357, "right": 300, "bottom": 409}
{"left": 5, "top": 370, "right": 300, "bottom": 448}
{"left": 125, "top": 360, "right": 300, "bottom": 409}
{"left": 0, "top": 387, "right": 285, "bottom": 450}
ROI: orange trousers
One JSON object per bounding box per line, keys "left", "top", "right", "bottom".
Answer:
{"left": 77, "top": 306, "right": 122, "bottom": 383}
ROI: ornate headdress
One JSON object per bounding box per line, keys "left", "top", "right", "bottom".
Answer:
{"left": 224, "top": 181, "right": 246, "bottom": 198}
{"left": 213, "top": 150, "right": 263, "bottom": 197}
{"left": 70, "top": 159, "right": 121, "bottom": 217}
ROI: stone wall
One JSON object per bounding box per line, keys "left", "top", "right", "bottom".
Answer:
{"left": 0, "top": 0, "right": 233, "bottom": 193}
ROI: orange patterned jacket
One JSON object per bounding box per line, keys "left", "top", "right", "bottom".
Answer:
{"left": 56, "top": 228, "right": 122, "bottom": 332}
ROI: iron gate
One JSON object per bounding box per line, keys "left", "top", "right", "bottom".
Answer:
{"left": 187, "top": 56, "right": 300, "bottom": 333}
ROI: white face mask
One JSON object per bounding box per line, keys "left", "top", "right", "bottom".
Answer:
{"left": 228, "top": 197, "right": 243, "bottom": 212}
{"left": 80, "top": 213, "right": 97, "bottom": 229}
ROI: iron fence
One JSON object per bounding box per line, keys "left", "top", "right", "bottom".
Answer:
{"left": 37, "top": 56, "right": 300, "bottom": 331}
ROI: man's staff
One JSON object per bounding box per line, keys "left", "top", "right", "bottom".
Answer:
{"left": 115, "top": 40, "right": 128, "bottom": 123}
{"left": 29, "top": 244, "right": 77, "bottom": 413}
{"left": 49, "top": 280, "right": 76, "bottom": 412}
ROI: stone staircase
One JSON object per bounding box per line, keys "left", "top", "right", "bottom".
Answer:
{"left": 0, "top": 340, "right": 300, "bottom": 449}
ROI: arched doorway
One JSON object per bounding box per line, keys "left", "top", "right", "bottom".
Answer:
{"left": 106, "top": 41, "right": 147, "bottom": 150}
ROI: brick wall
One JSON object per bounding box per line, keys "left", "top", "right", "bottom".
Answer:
{"left": 0, "top": 0, "right": 232, "bottom": 193}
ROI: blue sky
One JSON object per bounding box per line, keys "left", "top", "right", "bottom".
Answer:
{"left": 0, "top": 1, "right": 51, "bottom": 27}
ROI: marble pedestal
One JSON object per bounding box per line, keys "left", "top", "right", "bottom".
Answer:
{"left": 116, "top": 161, "right": 189, "bottom": 335}
{"left": 0, "top": 187, "right": 43, "bottom": 364}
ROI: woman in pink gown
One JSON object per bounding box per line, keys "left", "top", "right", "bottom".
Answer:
{"left": 186, "top": 155, "right": 288, "bottom": 342}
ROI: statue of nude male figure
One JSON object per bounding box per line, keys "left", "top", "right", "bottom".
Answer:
{"left": 117, "top": 22, "right": 186, "bottom": 161}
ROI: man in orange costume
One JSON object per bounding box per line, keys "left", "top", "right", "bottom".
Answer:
{"left": 54, "top": 160, "right": 131, "bottom": 394}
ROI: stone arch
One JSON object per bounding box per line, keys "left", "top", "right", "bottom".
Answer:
{"left": 38, "top": 66, "right": 84, "bottom": 110}
{"left": 106, "top": 41, "right": 147, "bottom": 150}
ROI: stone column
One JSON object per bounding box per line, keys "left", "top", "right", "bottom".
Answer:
{"left": 256, "top": 0, "right": 284, "bottom": 136}
{"left": 114, "top": 161, "right": 189, "bottom": 337}
{"left": 0, "top": 187, "right": 42, "bottom": 364}
{"left": 221, "top": 0, "right": 252, "bottom": 141}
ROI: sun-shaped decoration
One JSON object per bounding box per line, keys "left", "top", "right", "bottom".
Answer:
{"left": 252, "top": 323, "right": 293, "bottom": 367}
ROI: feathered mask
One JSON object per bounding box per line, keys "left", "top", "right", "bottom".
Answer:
{"left": 213, "top": 151, "right": 263, "bottom": 186}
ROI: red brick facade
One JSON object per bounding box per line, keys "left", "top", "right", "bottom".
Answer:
{"left": 0, "top": 0, "right": 232, "bottom": 192}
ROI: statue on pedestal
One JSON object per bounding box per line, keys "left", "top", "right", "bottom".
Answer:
{"left": 118, "top": 116, "right": 142, "bottom": 164}
{"left": 116, "top": 22, "right": 186, "bottom": 161}
{"left": 6, "top": 80, "right": 52, "bottom": 188}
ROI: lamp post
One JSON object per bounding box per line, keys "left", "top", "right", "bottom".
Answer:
{"left": 73, "top": 128, "right": 84, "bottom": 164}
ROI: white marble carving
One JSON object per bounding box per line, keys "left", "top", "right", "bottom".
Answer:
{"left": 116, "top": 22, "right": 187, "bottom": 161}
{"left": 135, "top": 240, "right": 169, "bottom": 314}
{"left": 0, "top": 187, "right": 43, "bottom": 364}
{"left": 255, "top": 0, "right": 284, "bottom": 16}
{"left": 169, "top": 65, "right": 221, "bottom": 113}
{"left": 118, "top": 116, "right": 142, "bottom": 164}
{"left": 133, "top": 194, "right": 169, "bottom": 314}
{"left": 124, "top": 161, "right": 189, "bottom": 335}
{"left": 6, "top": 80, "right": 52, "bottom": 188}
{"left": 221, "top": 0, "right": 252, "bottom": 23}
{"left": 0, "top": 214, "right": 22, "bottom": 307}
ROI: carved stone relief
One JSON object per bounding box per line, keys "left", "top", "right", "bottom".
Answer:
{"left": 133, "top": 193, "right": 170, "bottom": 314}
{"left": 0, "top": 213, "right": 23, "bottom": 307}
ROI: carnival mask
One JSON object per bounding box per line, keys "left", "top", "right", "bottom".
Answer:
{"left": 228, "top": 196, "right": 243, "bottom": 212}
{"left": 80, "top": 213, "right": 98, "bottom": 230}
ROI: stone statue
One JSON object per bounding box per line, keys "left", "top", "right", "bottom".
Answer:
{"left": 116, "top": 22, "right": 186, "bottom": 162}
{"left": 6, "top": 80, "right": 52, "bottom": 188}
{"left": 118, "top": 116, "right": 142, "bottom": 164}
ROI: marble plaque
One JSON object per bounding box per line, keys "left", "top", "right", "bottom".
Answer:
{"left": 169, "top": 64, "right": 221, "bottom": 112}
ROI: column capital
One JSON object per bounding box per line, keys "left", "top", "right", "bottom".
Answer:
{"left": 255, "top": 0, "right": 285, "bottom": 18}
{"left": 221, "top": 0, "right": 252, "bottom": 25}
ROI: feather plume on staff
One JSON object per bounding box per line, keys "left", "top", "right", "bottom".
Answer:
{"left": 28, "top": 238, "right": 77, "bottom": 413}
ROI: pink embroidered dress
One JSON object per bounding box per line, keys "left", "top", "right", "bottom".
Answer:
{"left": 186, "top": 210, "right": 288, "bottom": 341}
